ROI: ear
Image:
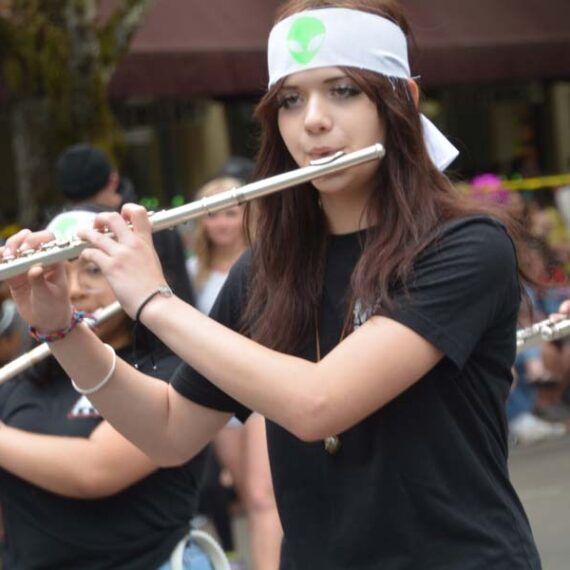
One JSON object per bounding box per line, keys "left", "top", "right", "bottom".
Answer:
{"left": 108, "top": 171, "right": 120, "bottom": 191}
{"left": 406, "top": 79, "right": 420, "bottom": 109}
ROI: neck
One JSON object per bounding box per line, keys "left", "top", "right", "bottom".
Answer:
{"left": 320, "top": 192, "right": 372, "bottom": 234}
{"left": 210, "top": 242, "right": 246, "bottom": 272}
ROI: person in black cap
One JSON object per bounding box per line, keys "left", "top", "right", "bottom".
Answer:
{"left": 215, "top": 156, "right": 255, "bottom": 185}
{"left": 55, "top": 143, "right": 195, "bottom": 305}
{"left": 56, "top": 143, "right": 122, "bottom": 209}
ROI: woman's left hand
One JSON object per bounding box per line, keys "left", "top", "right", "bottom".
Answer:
{"left": 558, "top": 300, "right": 570, "bottom": 316}
{"left": 77, "top": 204, "right": 169, "bottom": 319}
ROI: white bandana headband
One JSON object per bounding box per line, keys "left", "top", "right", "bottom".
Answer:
{"left": 0, "top": 299, "right": 17, "bottom": 336}
{"left": 47, "top": 210, "right": 97, "bottom": 241}
{"left": 267, "top": 8, "right": 459, "bottom": 171}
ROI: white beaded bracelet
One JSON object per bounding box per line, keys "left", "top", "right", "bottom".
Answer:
{"left": 71, "top": 343, "right": 117, "bottom": 396}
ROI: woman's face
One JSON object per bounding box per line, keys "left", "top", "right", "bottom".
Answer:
{"left": 66, "top": 259, "right": 128, "bottom": 346}
{"left": 277, "top": 66, "right": 385, "bottom": 198}
{"left": 202, "top": 206, "right": 245, "bottom": 248}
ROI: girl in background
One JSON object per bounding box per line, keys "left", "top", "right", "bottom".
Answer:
{"left": 188, "top": 174, "right": 282, "bottom": 570}
{"left": 0, "top": 209, "right": 211, "bottom": 570}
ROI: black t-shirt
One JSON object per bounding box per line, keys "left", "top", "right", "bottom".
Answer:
{"left": 171, "top": 216, "right": 541, "bottom": 570}
{"left": 0, "top": 346, "right": 207, "bottom": 570}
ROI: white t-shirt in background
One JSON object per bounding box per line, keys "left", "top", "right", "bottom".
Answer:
{"left": 186, "top": 257, "right": 229, "bottom": 315}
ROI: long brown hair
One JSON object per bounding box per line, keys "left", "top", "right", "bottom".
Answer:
{"left": 243, "top": 0, "right": 525, "bottom": 353}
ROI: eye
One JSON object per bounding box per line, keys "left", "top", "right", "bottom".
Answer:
{"left": 84, "top": 262, "right": 102, "bottom": 277}
{"left": 277, "top": 92, "right": 302, "bottom": 110}
{"left": 330, "top": 84, "right": 362, "bottom": 99}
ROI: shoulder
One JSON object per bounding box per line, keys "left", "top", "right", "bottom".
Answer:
{"left": 0, "top": 377, "right": 19, "bottom": 416}
{"left": 425, "top": 215, "right": 517, "bottom": 270}
{"left": 222, "top": 248, "right": 253, "bottom": 298}
{"left": 229, "top": 248, "right": 253, "bottom": 277}
{"left": 437, "top": 215, "right": 512, "bottom": 243}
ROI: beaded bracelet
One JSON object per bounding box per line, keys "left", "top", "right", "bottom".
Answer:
{"left": 28, "top": 309, "right": 93, "bottom": 343}
{"left": 71, "top": 343, "right": 117, "bottom": 395}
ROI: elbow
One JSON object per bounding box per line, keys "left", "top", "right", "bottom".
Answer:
{"left": 151, "top": 440, "right": 204, "bottom": 468}
{"left": 153, "top": 451, "right": 188, "bottom": 468}
{"left": 66, "top": 475, "right": 121, "bottom": 499}
{"left": 284, "top": 391, "right": 333, "bottom": 443}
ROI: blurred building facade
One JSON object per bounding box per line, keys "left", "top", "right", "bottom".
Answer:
{"left": 1, "top": 0, "right": 570, "bottom": 220}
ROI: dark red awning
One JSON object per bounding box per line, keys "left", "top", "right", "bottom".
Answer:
{"left": 108, "top": 0, "right": 570, "bottom": 98}
{"left": 108, "top": 0, "right": 282, "bottom": 98}
{"left": 403, "top": 0, "right": 570, "bottom": 86}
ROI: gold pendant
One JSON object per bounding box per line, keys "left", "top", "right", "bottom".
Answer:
{"left": 324, "top": 435, "right": 341, "bottom": 455}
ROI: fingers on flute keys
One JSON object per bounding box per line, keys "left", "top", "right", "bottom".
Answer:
{"left": 2, "top": 229, "right": 54, "bottom": 262}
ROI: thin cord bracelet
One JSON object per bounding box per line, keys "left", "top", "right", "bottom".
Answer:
{"left": 70, "top": 343, "right": 116, "bottom": 396}
{"left": 28, "top": 309, "right": 93, "bottom": 343}
{"left": 132, "top": 285, "right": 173, "bottom": 371}
{"left": 135, "top": 285, "right": 173, "bottom": 323}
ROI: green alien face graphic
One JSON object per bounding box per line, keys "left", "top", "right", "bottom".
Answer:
{"left": 52, "top": 217, "right": 78, "bottom": 240}
{"left": 287, "top": 16, "right": 326, "bottom": 65}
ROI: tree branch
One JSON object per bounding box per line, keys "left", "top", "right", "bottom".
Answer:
{"left": 99, "top": 0, "right": 153, "bottom": 81}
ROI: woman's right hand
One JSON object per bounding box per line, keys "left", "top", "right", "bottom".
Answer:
{"left": 1, "top": 229, "right": 73, "bottom": 333}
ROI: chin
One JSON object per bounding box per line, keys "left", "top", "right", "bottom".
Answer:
{"left": 311, "top": 172, "right": 351, "bottom": 194}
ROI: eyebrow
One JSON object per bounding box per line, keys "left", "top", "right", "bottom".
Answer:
{"left": 281, "top": 74, "right": 349, "bottom": 89}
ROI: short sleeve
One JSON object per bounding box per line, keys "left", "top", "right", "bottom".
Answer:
{"left": 0, "top": 379, "right": 17, "bottom": 419}
{"left": 171, "top": 251, "right": 252, "bottom": 423}
{"left": 387, "top": 217, "right": 520, "bottom": 370}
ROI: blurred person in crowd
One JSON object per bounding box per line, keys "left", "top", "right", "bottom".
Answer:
{"left": 467, "top": 177, "right": 568, "bottom": 441}
{"left": 0, "top": 209, "right": 213, "bottom": 570}
{"left": 56, "top": 143, "right": 195, "bottom": 305}
{"left": 541, "top": 296, "right": 570, "bottom": 421}
{"left": 526, "top": 189, "right": 570, "bottom": 267}
{"left": 508, "top": 237, "right": 569, "bottom": 444}
{"left": 522, "top": 236, "right": 570, "bottom": 423}
{"left": 470, "top": 173, "right": 510, "bottom": 207}
{"left": 188, "top": 161, "right": 283, "bottom": 570}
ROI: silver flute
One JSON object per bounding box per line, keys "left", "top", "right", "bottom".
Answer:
{"left": 3, "top": 307, "right": 568, "bottom": 383}
{"left": 0, "top": 144, "right": 385, "bottom": 282}
{"left": 0, "top": 302, "right": 122, "bottom": 384}
{"left": 516, "top": 316, "right": 570, "bottom": 353}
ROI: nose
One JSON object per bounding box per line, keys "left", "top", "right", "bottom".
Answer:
{"left": 304, "top": 93, "right": 332, "bottom": 134}
{"left": 67, "top": 268, "right": 85, "bottom": 303}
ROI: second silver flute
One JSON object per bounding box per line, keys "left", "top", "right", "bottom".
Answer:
{"left": 0, "top": 144, "right": 385, "bottom": 282}
{"left": 516, "top": 316, "right": 570, "bottom": 353}
{"left": 0, "top": 302, "right": 123, "bottom": 384}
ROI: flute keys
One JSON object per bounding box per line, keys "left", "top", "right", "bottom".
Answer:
{"left": 1, "top": 253, "right": 15, "bottom": 263}
{"left": 39, "top": 240, "right": 59, "bottom": 251}
{"left": 17, "top": 248, "right": 36, "bottom": 257}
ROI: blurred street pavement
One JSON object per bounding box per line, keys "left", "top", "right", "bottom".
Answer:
{"left": 509, "top": 432, "right": 570, "bottom": 569}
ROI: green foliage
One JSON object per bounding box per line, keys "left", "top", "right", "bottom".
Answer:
{"left": 0, "top": 0, "right": 153, "bottom": 153}
{"left": 0, "top": 0, "right": 153, "bottom": 223}
{"left": 0, "top": 1, "right": 69, "bottom": 98}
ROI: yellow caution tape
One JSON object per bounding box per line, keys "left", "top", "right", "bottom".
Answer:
{"left": 502, "top": 174, "right": 570, "bottom": 191}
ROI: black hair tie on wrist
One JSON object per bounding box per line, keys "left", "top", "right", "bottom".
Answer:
{"left": 132, "top": 285, "right": 173, "bottom": 370}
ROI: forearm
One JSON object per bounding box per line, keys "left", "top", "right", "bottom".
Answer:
{"left": 143, "top": 298, "right": 442, "bottom": 440}
{"left": 142, "top": 296, "right": 322, "bottom": 438}
{"left": 47, "top": 325, "right": 183, "bottom": 464}
{"left": 0, "top": 425, "right": 103, "bottom": 498}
